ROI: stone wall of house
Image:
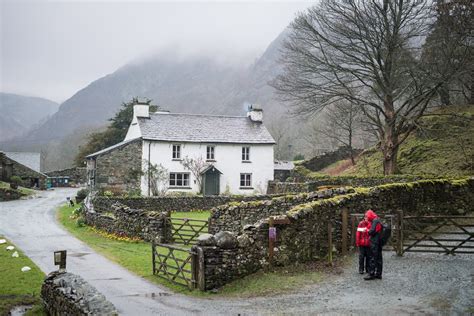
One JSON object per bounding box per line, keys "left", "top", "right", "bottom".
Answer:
{"left": 94, "top": 140, "right": 142, "bottom": 194}
{"left": 41, "top": 272, "right": 118, "bottom": 315}
{"left": 302, "top": 146, "right": 363, "bottom": 171}
{"left": 196, "top": 178, "right": 474, "bottom": 290}
{"left": 0, "top": 152, "right": 47, "bottom": 189}
{"left": 46, "top": 167, "right": 87, "bottom": 184}
{"left": 0, "top": 187, "right": 24, "bottom": 201}
{"left": 84, "top": 202, "right": 171, "bottom": 242}
{"left": 209, "top": 187, "right": 354, "bottom": 234}
{"left": 268, "top": 175, "right": 433, "bottom": 194}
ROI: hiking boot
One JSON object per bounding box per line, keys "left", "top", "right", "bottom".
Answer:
{"left": 375, "top": 275, "right": 382, "bottom": 279}
{"left": 364, "top": 275, "right": 376, "bottom": 281}
{"left": 359, "top": 270, "right": 364, "bottom": 274}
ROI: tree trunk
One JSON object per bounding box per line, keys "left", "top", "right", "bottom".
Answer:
{"left": 382, "top": 97, "right": 399, "bottom": 175}
{"left": 438, "top": 84, "right": 451, "bottom": 106}
{"left": 383, "top": 144, "right": 399, "bottom": 175}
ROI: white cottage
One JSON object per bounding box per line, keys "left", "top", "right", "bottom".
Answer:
{"left": 86, "top": 103, "right": 275, "bottom": 196}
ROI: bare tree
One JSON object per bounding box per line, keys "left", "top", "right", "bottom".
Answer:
{"left": 272, "top": 0, "right": 470, "bottom": 174}
{"left": 142, "top": 160, "right": 169, "bottom": 196}
{"left": 315, "top": 101, "right": 362, "bottom": 165}
{"left": 180, "top": 156, "right": 209, "bottom": 193}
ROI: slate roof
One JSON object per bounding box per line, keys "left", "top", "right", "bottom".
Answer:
{"left": 86, "top": 138, "right": 141, "bottom": 158}
{"left": 274, "top": 160, "right": 295, "bottom": 171}
{"left": 4, "top": 152, "right": 41, "bottom": 172}
{"left": 138, "top": 113, "right": 275, "bottom": 144}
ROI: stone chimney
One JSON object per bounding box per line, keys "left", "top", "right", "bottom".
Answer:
{"left": 247, "top": 104, "right": 263, "bottom": 123}
{"left": 133, "top": 102, "right": 150, "bottom": 119}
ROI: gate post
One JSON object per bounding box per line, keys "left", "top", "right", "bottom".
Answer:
{"left": 152, "top": 240, "right": 156, "bottom": 274}
{"left": 327, "top": 221, "right": 333, "bottom": 266}
{"left": 396, "top": 210, "right": 404, "bottom": 256}
{"left": 341, "top": 208, "right": 348, "bottom": 256}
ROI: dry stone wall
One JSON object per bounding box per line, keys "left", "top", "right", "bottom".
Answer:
{"left": 0, "top": 187, "right": 24, "bottom": 201}
{"left": 209, "top": 187, "right": 355, "bottom": 234}
{"left": 84, "top": 202, "right": 171, "bottom": 242}
{"left": 196, "top": 178, "right": 474, "bottom": 290}
{"left": 41, "top": 272, "right": 118, "bottom": 315}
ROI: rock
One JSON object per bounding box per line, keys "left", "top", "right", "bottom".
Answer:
{"left": 6, "top": 246, "right": 15, "bottom": 251}
{"left": 215, "top": 231, "right": 237, "bottom": 249}
{"left": 237, "top": 234, "right": 251, "bottom": 248}
{"left": 12, "top": 251, "right": 19, "bottom": 258}
{"left": 21, "top": 266, "right": 31, "bottom": 272}
{"left": 197, "top": 234, "right": 216, "bottom": 246}
{"left": 0, "top": 239, "right": 6, "bottom": 244}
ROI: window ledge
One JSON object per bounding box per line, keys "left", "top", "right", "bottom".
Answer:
{"left": 242, "top": 160, "right": 252, "bottom": 163}
{"left": 206, "top": 159, "right": 216, "bottom": 162}
{"left": 239, "top": 187, "right": 254, "bottom": 190}
{"left": 168, "top": 186, "right": 192, "bottom": 190}
{"left": 172, "top": 158, "right": 183, "bottom": 161}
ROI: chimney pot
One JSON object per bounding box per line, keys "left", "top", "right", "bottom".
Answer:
{"left": 247, "top": 104, "right": 263, "bottom": 123}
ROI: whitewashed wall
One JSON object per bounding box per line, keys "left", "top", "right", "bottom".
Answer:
{"left": 141, "top": 140, "right": 274, "bottom": 196}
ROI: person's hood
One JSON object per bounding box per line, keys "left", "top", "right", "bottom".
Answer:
{"left": 365, "top": 209, "right": 378, "bottom": 222}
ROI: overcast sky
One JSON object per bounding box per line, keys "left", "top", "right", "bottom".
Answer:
{"left": 1, "top": 0, "right": 311, "bottom": 103}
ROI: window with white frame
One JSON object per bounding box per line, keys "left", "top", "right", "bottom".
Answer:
{"left": 169, "top": 173, "right": 190, "bottom": 187}
{"left": 240, "top": 173, "right": 252, "bottom": 188}
{"left": 206, "top": 146, "right": 215, "bottom": 160}
{"left": 242, "top": 146, "right": 250, "bottom": 161}
{"left": 172, "top": 144, "right": 181, "bottom": 159}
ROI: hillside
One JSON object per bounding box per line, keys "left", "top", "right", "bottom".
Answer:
{"left": 340, "top": 106, "right": 474, "bottom": 177}
{"left": 0, "top": 93, "right": 59, "bottom": 141}
{"left": 2, "top": 28, "right": 308, "bottom": 171}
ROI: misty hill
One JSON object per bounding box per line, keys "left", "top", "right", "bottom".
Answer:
{"left": 5, "top": 29, "right": 307, "bottom": 171}
{"left": 0, "top": 93, "right": 59, "bottom": 141}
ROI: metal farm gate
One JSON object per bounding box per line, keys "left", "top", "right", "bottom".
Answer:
{"left": 345, "top": 210, "right": 474, "bottom": 256}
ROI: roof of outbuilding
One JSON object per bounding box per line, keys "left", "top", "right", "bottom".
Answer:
{"left": 138, "top": 112, "right": 275, "bottom": 144}
{"left": 4, "top": 152, "right": 41, "bottom": 173}
{"left": 274, "top": 160, "right": 295, "bottom": 170}
{"left": 85, "top": 138, "right": 141, "bottom": 158}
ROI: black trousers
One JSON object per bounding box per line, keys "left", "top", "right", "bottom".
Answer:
{"left": 368, "top": 243, "right": 383, "bottom": 277}
{"left": 358, "top": 246, "right": 370, "bottom": 272}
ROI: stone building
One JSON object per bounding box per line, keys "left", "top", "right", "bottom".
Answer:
{"left": 0, "top": 152, "right": 48, "bottom": 189}
{"left": 86, "top": 103, "right": 275, "bottom": 196}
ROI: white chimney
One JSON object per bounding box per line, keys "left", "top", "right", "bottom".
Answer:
{"left": 133, "top": 103, "right": 149, "bottom": 118}
{"left": 247, "top": 104, "right": 263, "bottom": 123}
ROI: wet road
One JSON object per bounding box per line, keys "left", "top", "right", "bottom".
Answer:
{"left": 1, "top": 188, "right": 472, "bottom": 315}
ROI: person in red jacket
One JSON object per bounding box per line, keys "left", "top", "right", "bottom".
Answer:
{"left": 364, "top": 209, "right": 384, "bottom": 280}
{"left": 356, "top": 215, "right": 371, "bottom": 274}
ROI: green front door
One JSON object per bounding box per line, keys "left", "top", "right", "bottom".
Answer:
{"left": 204, "top": 170, "right": 220, "bottom": 196}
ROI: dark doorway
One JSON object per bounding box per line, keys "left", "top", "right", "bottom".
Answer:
{"left": 202, "top": 166, "right": 221, "bottom": 196}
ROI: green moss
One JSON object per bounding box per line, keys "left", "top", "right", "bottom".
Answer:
{"left": 343, "top": 105, "right": 474, "bottom": 177}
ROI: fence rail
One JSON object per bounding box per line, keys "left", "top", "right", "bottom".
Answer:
{"left": 152, "top": 242, "right": 197, "bottom": 289}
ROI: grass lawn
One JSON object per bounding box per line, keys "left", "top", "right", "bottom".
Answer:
{"left": 58, "top": 204, "right": 329, "bottom": 297}
{"left": 0, "top": 237, "right": 46, "bottom": 316}
{"left": 0, "top": 181, "right": 36, "bottom": 196}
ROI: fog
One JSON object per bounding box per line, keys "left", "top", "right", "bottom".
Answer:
{"left": 1, "top": 0, "right": 311, "bottom": 103}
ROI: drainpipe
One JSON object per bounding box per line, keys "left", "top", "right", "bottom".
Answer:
{"left": 148, "top": 141, "right": 151, "bottom": 197}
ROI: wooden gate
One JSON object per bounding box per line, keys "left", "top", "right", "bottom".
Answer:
{"left": 348, "top": 212, "right": 398, "bottom": 252}
{"left": 400, "top": 215, "right": 474, "bottom": 255}
{"left": 168, "top": 217, "right": 209, "bottom": 245}
{"left": 152, "top": 242, "right": 197, "bottom": 289}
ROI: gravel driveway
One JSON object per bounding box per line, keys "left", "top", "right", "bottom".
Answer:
{"left": 1, "top": 189, "right": 472, "bottom": 315}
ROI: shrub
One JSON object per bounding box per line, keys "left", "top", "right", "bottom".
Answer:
{"left": 103, "top": 190, "right": 114, "bottom": 197}
{"left": 9, "top": 176, "right": 22, "bottom": 189}
{"left": 76, "top": 188, "right": 89, "bottom": 203}
{"left": 75, "top": 217, "right": 86, "bottom": 227}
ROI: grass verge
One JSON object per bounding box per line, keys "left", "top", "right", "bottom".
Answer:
{"left": 0, "top": 181, "right": 36, "bottom": 196}
{"left": 58, "top": 204, "right": 332, "bottom": 298}
{"left": 0, "top": 237, "right": 46, "bottom": 316}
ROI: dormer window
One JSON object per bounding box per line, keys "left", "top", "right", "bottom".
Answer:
{"left": 207, "top": 146, "right": 215, "bottom": 161}
{"left": 242, "top": 146, "right": 250, "bottom": 162}
{"left": 172, "top": 144, "right": 181, "bottom": 159}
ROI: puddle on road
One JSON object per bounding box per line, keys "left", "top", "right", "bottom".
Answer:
{"left": 68, "top": 252, "right": 91, "bottom": 257}
{"left": 124, "top": 292, "right": 172, "bottom": 298}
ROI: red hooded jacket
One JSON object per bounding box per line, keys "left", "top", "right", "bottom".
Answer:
{"left": 365, "top": 209, "right": 383, "bottom": 245}
{"left": 356, "top": 219, "right": 371, "bottom": 247}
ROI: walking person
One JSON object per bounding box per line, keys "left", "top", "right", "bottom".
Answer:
{"left": 364, "top": 209, "right": 383, "bottom": 280}
{"left": 356, "top": 215, "right": 371, "bottom": 274}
